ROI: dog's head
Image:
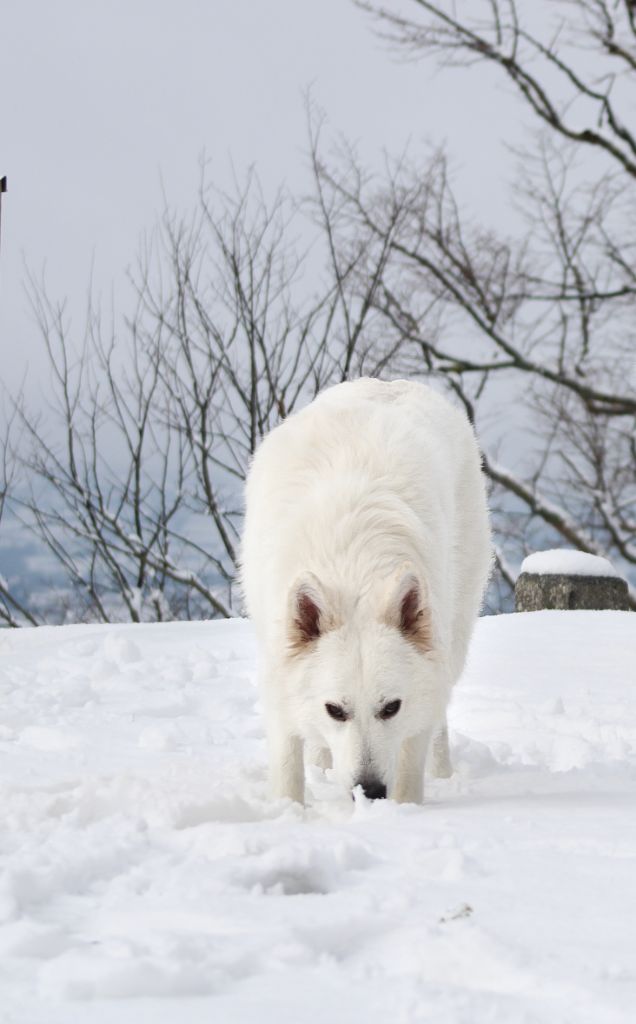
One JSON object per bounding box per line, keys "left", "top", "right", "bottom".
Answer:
{"left": 286, "top": 566, "right": 441, "bottom": 799}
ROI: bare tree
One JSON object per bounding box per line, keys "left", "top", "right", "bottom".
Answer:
{"left": 360, "top": 1, "right": 636, "bottom": 178}
{"left": 12, "top": 278, "right": 211, "bottom": 623}
{"left": 327, "top": 0, "right": 636, "bottom": 607}
{"left": 5, "top": 170, "right": 401, "bottom": 623}
{"left": 0, "top": 408, "right": 39, "bottom": 626}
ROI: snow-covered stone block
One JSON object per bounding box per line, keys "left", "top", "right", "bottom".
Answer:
{"left": 516, "top": 549, "right": 629, "bottom": 612}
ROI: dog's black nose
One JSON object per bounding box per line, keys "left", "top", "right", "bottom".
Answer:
{"left": 356, "top": 778, "right": 387, "bottom": 800}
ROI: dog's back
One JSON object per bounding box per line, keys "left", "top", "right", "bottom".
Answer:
{"left": 241, "top": 378, "right": 491, "bottom": 674}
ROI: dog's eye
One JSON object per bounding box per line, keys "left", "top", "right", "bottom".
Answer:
{"left": 379, "top": 699, "right": 402, "bottom": 720}
{"left": 325, "top": 703, "right": 348, "bottom": 722}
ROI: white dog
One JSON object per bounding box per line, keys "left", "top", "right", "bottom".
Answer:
{"left": 241, "top": 378, "right": 491, "bottom": 804}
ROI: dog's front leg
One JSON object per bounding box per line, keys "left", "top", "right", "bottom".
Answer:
{"left": 430, "top": 716, "right": 452, "bottom": 779}
{"left": 267, "top": 723, "right": 304, "bottom": 803}
{"left": 393, "top": 731, "right": 429, "bottom": 804}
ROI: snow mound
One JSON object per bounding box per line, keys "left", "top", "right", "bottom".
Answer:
{"left": 0, "top": 612, "right": 635, "bottom": 1023}
{"left": 520, "top": 548, "right": 619, "bottom": 577}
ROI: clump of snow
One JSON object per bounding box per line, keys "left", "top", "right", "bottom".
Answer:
{"left": 520, "top": 548, "right": 620, "bottom": 578}
{"left": 0, "top": 612, "right": 635, "bottom": 1023}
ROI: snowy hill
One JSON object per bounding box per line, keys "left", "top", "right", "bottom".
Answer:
{"left": 1, "top": 611, "right": 635, "bottom": 1023}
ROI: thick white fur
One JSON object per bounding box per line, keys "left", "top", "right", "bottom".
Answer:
{"left": 241, "top": 379, "right": 492, "bottom": 804}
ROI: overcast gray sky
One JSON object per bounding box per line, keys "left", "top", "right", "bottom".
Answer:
{"left": 0, "top": 0, "right": 523, "bottom": 397}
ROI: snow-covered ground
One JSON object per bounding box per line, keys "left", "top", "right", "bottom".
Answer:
{"left": 1, "top": 611, "right": 635, "bottom": 1024}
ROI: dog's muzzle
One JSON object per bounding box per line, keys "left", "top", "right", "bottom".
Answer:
{"left": 354, "top": 777, "right": 387, "bottom": 800}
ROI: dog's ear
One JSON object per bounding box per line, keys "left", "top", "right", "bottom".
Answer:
{"left": 288, "top": 574, "right": 337, "bottom": 653}
{"left": 294, "top": 585, "right": 322, "bottom": 644}
{"left": 386, "top": 570, "right": 433, "bottom": 654}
